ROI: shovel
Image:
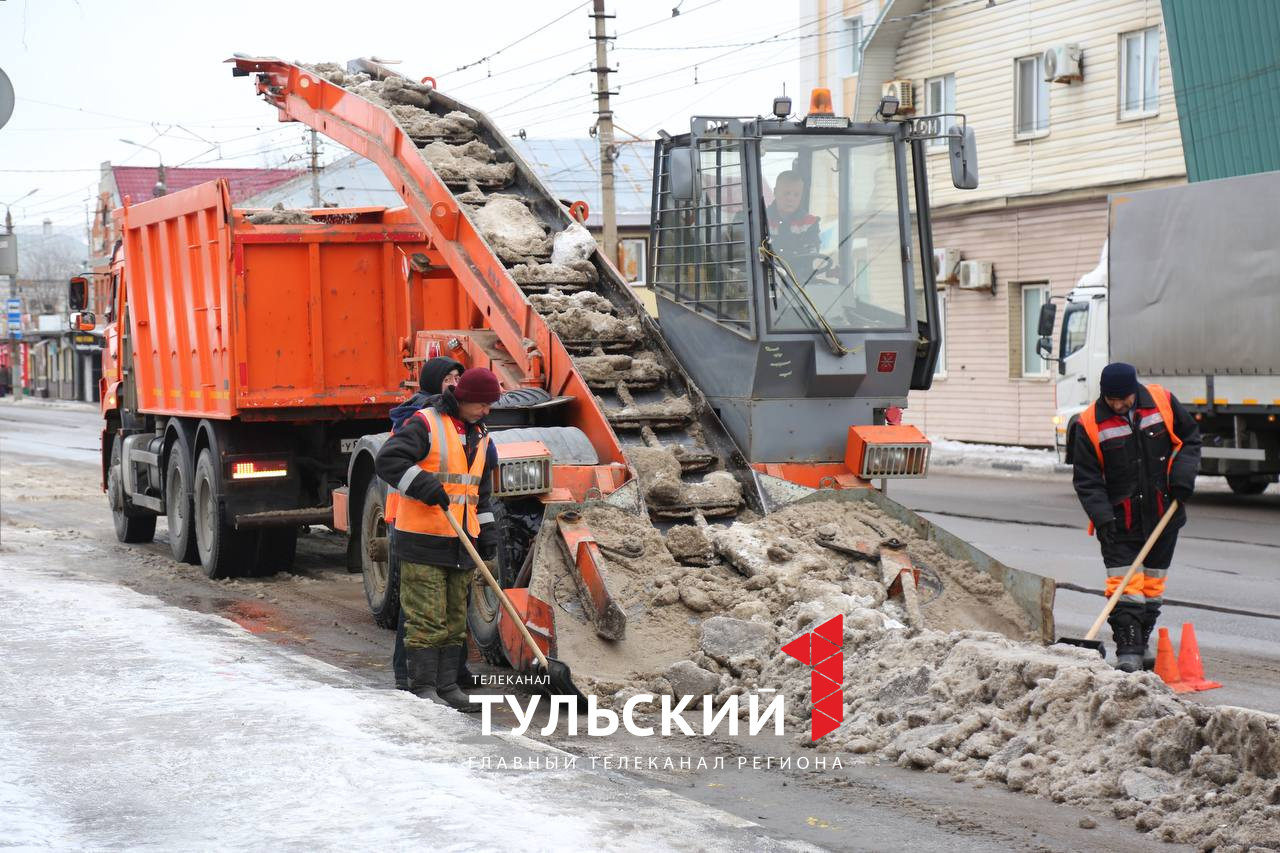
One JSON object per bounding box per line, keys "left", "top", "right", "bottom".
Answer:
{"left": 443, "top": 511, "right": 588, "bottom": 707}
{"left": 1058, "top": 500, "right": 1179, "bottom": 655}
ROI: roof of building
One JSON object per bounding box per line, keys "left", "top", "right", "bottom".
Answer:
{"left": 111, "top": 166, "right": 303, "bottom": 205}
{"left": 509, "top": 138, "right": 654, "bottom": 227}
{"left": 238, "top": 137, "right": 656, "bottom": 228}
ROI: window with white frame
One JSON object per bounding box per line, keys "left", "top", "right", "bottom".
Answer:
{"left": 1015, "top": 55, "right": 1049, "bottom": 137}
{"left": 840, "top": 18, "right": 864, "bottom": 75}
{"left": 1020, "top": 283, "right": 1051, "bottom": 377}
{"left": 934, "top": 290, "right": 948, "bottom": 377}
{"left": 1120, "top": 27, "right": 1160, "bottom": 117}
{"left": 925, "top": 74, "right": 956, "bottom": 148}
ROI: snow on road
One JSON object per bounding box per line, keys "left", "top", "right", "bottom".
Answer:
{"left": 0, "top": 541, "right": 798, "bottom": 852}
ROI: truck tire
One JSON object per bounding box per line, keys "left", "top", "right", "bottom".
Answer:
{"left": 1226, "top": 475, "right": 1270, "bottom": 496}
{"left": 360, "top": 478, "right": 400, "bottom": 628}
{"left": 467, "top": 502, "right": 511, "bottom": 667}
{"left": 193, "top": 448, "right": 256, "bottom": 579}
{"left": 108, "top": 435, "right": 156, "bottom": 544}
{"left": 254, "top": 527, "right": 298, "bottom": 576}
{"left": 164, "top": 442, "right": 200, "bottom": 564}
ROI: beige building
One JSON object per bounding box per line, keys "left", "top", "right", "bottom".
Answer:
{"left": 804, "top": 0, "right": 1186, "bottom": 445}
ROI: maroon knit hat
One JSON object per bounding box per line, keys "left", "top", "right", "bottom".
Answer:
{"left": 452, "top": 367, "right": 502, "bottom": 404}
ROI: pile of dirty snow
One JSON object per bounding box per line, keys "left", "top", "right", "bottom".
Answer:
{"left": 549, "top": 496, "right": 1278, "bottom": 851}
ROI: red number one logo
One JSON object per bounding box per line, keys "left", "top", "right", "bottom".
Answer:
{"left": 780, "top": 614, "right": 844, "bottom": 741}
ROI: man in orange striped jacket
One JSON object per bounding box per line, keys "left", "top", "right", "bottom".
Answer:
{"left": 1072, "top": 362, "right": 1201, "bottom": 672}
{"left": 376, "top": 368, "right": 502, "bottom": 711}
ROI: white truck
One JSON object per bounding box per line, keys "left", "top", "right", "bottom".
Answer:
{"left": 1041, "top": 171, "right": 1280, "bottom": 496}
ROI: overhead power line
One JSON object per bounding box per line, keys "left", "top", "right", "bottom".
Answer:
{"left": 445, "top": 0, "right": 592, "bottom": 77}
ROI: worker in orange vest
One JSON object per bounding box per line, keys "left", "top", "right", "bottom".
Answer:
{"left": 389, "top": 356, "right": 464, "bottom": 691}
{"left": 375, "top": 368, "right": 502, "bottom": 711}
{"left": 1072, "top": 362, "right": 1201, "bottom": 672}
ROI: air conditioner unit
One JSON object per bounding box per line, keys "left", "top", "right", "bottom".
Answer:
{"left": 1043, "top": 44, "right": 1083, "bottom": 83}
{"left": 882, "top": 79, "right": 915, "bottom": 114}
{"left": 933, "top": 248, "right": 961, "bottom": 286}
{"left": 958, "top": 260, "right": 994, "bottom": 293}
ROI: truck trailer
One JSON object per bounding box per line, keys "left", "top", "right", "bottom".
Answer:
{"left": 1044, "top": 171, "right": 1280, "bottom": 495}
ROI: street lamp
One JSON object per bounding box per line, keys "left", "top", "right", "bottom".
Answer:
{"left": 2, "top": 188, "right": 38, "bottom": 234}
{"left": 119, "top": 139, "right": 167, "bottom": 196}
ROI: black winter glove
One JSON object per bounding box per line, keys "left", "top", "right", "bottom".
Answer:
{"left": 477, "top": 523, "right": 501, "bottom": 561}
{"left": 1169, "top": 485, "right": 1193, "bottom": 505}
{"left": 416, "top": 476, "right": 452, "bottom": 511}
{"left": 1095, "top": 521, "right": 1117, "bottom": 547}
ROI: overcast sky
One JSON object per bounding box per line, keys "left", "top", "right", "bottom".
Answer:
{"left": 0, "top": 0, "right": 809, "bottom": 235}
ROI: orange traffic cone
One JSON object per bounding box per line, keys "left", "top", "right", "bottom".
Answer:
{"left": 1176, "top": 622, "right": 1222, "bottom": 692}
{"left": 1154, "top": 627, "right": 1196, "bottom": 693}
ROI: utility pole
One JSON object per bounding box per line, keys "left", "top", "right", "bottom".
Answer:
{"left": 308, "top": 129, "right": 322, "bottom": 207}
{"left": 591, "top": 0, "right": 618, "bottom": 264}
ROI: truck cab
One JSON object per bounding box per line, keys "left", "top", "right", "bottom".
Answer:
{"left": 1050, "top": 245, "right": 1108, "bottom": 461}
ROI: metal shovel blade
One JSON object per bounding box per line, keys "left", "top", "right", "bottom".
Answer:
{"left": 537, "top": 658, "right": 590, "bottom": 710}
{"left": 1056, "top": 637, "right": 1106, "bottom": 657}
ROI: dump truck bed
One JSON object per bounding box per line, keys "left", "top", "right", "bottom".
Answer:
{"left": 119, "top": 181, "right": 426, "bottom": 420}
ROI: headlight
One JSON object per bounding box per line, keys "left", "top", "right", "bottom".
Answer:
{"left": 493, "top": 440, "right": 554, "bottom": 497}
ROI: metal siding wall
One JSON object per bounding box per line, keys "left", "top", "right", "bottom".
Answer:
{"left": 1162, "top": 0, "right": 1280, "bottom": 181}
{"left": 904, "top": 200, "right": 1109, "bottom": 446}
{"left": 894, "top": 0, "right": 1184, "bottom": 208}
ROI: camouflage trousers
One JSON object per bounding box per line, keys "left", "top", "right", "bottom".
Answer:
{"left": 400, "top": 561, "right": 469, "bottom": 649}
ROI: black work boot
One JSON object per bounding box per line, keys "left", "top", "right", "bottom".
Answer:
{"left": 436, "top": 645, "right": 481, "bottom": 713}
{"left": 1109, "top": 609, "right": 1145, "bottom": 673}
{"left": 406, "top": 647, "right": 441, "bottom": 701}
{"left": 1140, "top": 604, "right": 1161, "bottom": 671}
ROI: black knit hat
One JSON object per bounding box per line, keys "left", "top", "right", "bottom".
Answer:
{"left": 418, "top": 357, "right": 465, "bottom": 395}
{"left": 1100, "top": 362, "right": 1139, "bottom": 399}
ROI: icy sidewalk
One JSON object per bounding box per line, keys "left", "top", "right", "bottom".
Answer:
{"left": 0, "top": 559, "right": 800, "bottom": 852}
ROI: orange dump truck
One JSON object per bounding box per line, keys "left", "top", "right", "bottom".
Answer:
{"left": 96, "top": 178, "right": 628, "bottom": 586}
{"left": 98, "top": 180, "right": 435, "bottom": 577}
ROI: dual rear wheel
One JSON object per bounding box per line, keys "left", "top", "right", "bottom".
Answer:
{"left": 108, "top": 436, "right": 295, "bottom": 579}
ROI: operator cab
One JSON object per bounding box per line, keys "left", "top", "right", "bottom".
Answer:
{"left": 650, "top": 89, "right": 978, "bottom": 463}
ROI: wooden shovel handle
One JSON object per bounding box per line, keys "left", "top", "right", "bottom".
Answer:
{"left": 443, "top": 510, "right": 550, "bottom": 669}
{"left": 1084, "top": 499, "right": 1179, "bottom": 641}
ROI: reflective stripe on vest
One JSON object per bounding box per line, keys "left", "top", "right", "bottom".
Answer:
{"left": 393, "top": 408, "right": 490, "bottom": 539}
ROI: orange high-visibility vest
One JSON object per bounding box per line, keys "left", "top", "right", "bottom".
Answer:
{"left": 1079, "top": 383, "right": 1182, "bottom": 535}
{"left": 393, "top": 408, "right": 490, "bottom": 539}
{"left": 1079, "top": 383, "right": 1182, "bottom": 473}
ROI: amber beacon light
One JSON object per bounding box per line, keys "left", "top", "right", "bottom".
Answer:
{"left": 808, "top": 88, "right": 834, "bottom": 116}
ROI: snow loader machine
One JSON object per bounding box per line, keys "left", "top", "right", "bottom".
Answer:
{"left": 229, "top": 57, "right": 1055, "bottom": 681}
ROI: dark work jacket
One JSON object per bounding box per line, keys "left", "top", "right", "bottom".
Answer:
{"left": 765, "top": 203, "right": 821, "bottom": 262}
{"left": 1071, "top": 384, "right": 1201, "bottom": 541}
{"left": 375, "top": 393, "right": 499, "bottom": 568}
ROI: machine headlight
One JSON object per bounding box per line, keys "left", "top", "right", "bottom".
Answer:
{"left": 493, "top": 440, "right": 554, "bottom": 497}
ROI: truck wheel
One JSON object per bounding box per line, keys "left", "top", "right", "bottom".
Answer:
{"left": 360, "top": 478, "right": 399, "bottom": 628}
{"left": 254, "top": 527, "right": 298, "bottom": 576}
{"left": 1226, "top": 475, "right": 1270, "bottom": 496}
{"left": 193, "top": 448, "right": 255, "bottom": 579}
{"left": 108, "top": 435, "right": 156, "bottom": 544}
{"left": 164, "top": 442, "right": 200, "bottom": 564}
{"left": 467, "top": 502, "right": 511, "bottom": 667}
